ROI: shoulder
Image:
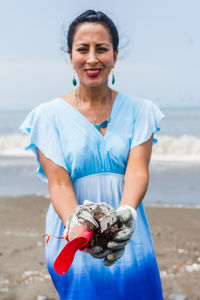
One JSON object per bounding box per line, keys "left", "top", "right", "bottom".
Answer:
{"left": 118, "top": 92, "right": 156, "bottom": 115}
{"left": 29, "top": 98, "right": 62, "bottom": 121}
{"left": 118, "top": 92, "right": 153, "bottom": 106}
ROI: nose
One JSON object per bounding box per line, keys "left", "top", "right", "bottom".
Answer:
{"left": 86, "top": 49, "right": 98, "bottom": 65}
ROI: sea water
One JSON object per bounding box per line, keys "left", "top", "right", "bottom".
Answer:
{"left": 0, "top": 107, "right": 200, "bottom": 205}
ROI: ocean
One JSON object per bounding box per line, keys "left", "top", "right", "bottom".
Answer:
{"left": 0, "top": 107, "right": 200, "bottom": 206}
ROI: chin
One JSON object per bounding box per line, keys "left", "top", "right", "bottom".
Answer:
{"left": 81, "top": 79, "right": 108, "bottom": 88}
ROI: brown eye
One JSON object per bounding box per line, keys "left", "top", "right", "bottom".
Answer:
{"left": 77, "top": 48, "right": 88, "bottom": 52}
{"left": 97, "top": 48, "right": 108, "bottom": 52}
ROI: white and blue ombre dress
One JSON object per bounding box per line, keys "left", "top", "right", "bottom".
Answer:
{"left": 20, "top": 93, "right": 165, "bottom": 300}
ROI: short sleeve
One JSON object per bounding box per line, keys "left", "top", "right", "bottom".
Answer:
{"left": 130, "top": 100, "right": 165, "bottom": 149}
{"left": 19, "top": 107, "right": 68, "bottom": 182}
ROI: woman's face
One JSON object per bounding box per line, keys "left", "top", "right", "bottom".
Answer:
{"left": 69, "top": 22, "right": 118, "bottom": 88}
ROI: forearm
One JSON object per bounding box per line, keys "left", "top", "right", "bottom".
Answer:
{"left": 37, "top": 148, "right": 79, "bottom": 225}
{"left": 49, "top": 183, "right": 78, "bottom": 226}
{"left": 120, "top": 136, "right": 152, "bottom": 210}
{"left": 120, "top": 171, "right": 149, "bottom": 210}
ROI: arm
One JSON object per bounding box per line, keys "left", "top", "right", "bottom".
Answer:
{"left": 120, "top": 135, "right": 153, "bottom": 210}
{"left": 38, "top": 149, "right": 78, "bottom": 226}
{"left": 103, "top": 136, "right": 153, "bottom": 266}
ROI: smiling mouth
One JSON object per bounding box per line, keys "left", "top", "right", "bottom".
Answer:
{"left": 85, "top": 69, "right": 101, "bottom": 77}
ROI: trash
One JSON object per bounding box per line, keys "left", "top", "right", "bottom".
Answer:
{"left": 177, "top": 248, "right": 185, "bottom": 254}
{"left": 76, "top": 201, "right": 117, "bottom": 233}
{"left": 76, "top": 201, "right": 118, "bottom": 249}
{"left": 37, "top": 295, "right": 47, "bottom": 300}
{"left": 46, "top": 201, "right": 119, "bottom": 275}
{"left": 168, "top": 293, "right": 188, "bottom": 300}
{"left": 185, "top": 263, "right": 200, "bottom": 272}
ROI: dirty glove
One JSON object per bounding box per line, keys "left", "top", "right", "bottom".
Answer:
{"left": 104, "top": 205, "right": 137, "bottom": 266}
{"left": 64, "top": 216, "right": 109, "bottom": 256}
{"left": 63, "top": 206, "right": 98, "bottom": 241}
{"left": 63, "top": 213, "right": 87, "bottom": 241}
{"left": 85, "top": 245, "right": 113, "bottom": 259}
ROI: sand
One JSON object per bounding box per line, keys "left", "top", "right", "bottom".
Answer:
{"left": 0, "top": 196, "right": 199, "bottom": 300}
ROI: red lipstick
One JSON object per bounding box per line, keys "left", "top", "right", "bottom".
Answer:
{"left": 85, "top": 69, "right": 101, "bottom": 78}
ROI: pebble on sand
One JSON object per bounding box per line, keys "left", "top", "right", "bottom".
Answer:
{"left": 168, "top": 293, "right": 188, "bottom": 300}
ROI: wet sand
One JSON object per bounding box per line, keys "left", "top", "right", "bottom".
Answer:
{"left": 0, "top": 196, "right": 199, "bottom": 300}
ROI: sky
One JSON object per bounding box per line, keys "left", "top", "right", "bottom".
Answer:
{"left": 0, "top": 0, "right": 200, "bottom": 110}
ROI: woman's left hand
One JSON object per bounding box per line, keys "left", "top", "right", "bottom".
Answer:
{"left": 103, "top": 206, "right": 137, "bottom": 266}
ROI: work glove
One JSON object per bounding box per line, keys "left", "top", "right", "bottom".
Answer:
{"left": 63, "top": 204, "right": 99, "bottom": 241}
{"left": 63, "top": 214, "right": 112, "bottom": 257}
{"left": 63, "top": 213, "right": 87, "bottom": 241}
{"left": 104, "top": 205, "right": 137, "bottom": 266}
{"left": 85, "top": 245, "right": 113, "bottom": 258}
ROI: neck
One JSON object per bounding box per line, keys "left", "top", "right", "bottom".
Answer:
{"left": 77, "top": 82, "right": 109, "bottom": 104}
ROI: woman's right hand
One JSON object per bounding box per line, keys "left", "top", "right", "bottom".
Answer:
{"left": 63, "top": 210, "right": 110, "bottom": 259}
{"left": 63, "top": 213, "right": 88, "bottom": 241}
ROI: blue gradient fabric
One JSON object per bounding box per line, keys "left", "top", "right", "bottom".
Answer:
{"left": 19, "top": 93, "right": 165, "bottom": 300}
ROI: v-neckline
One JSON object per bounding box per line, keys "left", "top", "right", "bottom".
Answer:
{"left": 57, "top": 92, "right": 120, "bottom": 139}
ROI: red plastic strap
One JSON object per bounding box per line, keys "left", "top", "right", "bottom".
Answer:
{"left": 42, "top": 232, "right": 70, "bottom": 245}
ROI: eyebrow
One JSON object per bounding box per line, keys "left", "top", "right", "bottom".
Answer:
{"left": 75, "top": 43, "right": 110, "bottom": 47}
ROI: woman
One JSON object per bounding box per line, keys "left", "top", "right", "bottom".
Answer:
{"left": 20, "top": 10, "right": 164, "bottom": 300}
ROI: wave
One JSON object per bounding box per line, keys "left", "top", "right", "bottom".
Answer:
{"left": 152, "top": 135, "right": 200, "bottom": 162}
{"left": 1, "top": 134, "right": 200, "bottom": 162}
{"left": 0, "top": 134, "right": 32, "bottom": 156}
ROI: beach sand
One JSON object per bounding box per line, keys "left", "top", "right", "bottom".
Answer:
{"left": 0, "top": 196, "right": 199, "bottom": 300}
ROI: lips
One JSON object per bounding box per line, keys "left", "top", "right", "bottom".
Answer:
{"left": 85, "top": 69, "right": 101, "bottom": 78}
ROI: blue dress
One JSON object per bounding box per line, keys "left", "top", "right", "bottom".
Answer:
{"left": 19, "top": 92, "right": 165, "bottom": 300}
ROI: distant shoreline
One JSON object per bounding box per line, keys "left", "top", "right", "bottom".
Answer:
{"left": 0, "top": 158, "right": 200, "bottom": 206}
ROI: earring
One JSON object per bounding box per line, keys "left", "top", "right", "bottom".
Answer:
{"left": 72, "top": 72, "right": 77, "bottom": 86}
{"left": 112, "top": 71, "right": 115, "bottom": 85}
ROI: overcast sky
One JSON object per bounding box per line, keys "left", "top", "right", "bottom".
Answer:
{"left": 0, "top": 0, "right": 200, "bottom": 110}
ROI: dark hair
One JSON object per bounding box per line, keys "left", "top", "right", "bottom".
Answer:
{"left": 67, "top": 10, "right": 119, "bottom": 52}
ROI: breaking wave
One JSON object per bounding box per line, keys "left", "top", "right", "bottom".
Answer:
{"left": 152, "top": 135, "right": 200, "bottom": 161}
{"left": 1, "top": 134, "right": 200, "bottom": 162}
{"left": 0, "top": 134, "right": 32, "bottom": 156}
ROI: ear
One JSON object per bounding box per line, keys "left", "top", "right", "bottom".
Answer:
{"left": 68, "top": 50, "right": 73, "bottom": 63}
{"left": 113, "top": 50, "right": 118, "bottom": 66}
